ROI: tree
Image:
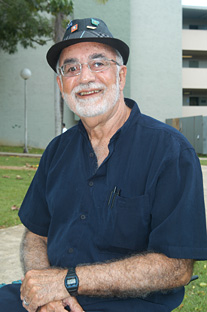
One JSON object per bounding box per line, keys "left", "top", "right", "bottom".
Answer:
{"left": 0, "top": 0, "right": 73, "bottom": 54}
{"left": 0, "top": 0, "right": 108, "bottom": 135}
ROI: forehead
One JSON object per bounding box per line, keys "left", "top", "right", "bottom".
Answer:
{"left": 59, "top": 42, "right": 117, "bottom": 64}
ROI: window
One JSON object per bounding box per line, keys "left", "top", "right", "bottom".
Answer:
{"left": 189, "top": 25, "right": 198, "bottom": 29}
{"left": 189, "top": 60, "right": 199, "bottom": 68}
{"left": 190, "top": 97, "right": 199, "bottom": 106}
{"left": 189, "top": 24, "right": 207, "bottom": 30}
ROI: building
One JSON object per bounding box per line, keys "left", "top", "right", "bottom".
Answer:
{"left": 182, "top": 5, "right": 207, "bottom": 117}
{"left": 0, "top": 0, "right": 182, "bottom": 149}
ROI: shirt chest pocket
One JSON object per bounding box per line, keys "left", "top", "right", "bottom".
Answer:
{"left": 97, "top": 194, "right": 151, "bottom": 254}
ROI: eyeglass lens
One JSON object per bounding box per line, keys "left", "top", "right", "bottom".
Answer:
{"left": 61, "top": 59, "right": 115, "bottom": 77}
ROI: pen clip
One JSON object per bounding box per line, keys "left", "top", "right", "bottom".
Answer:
{"left": 108, "top": 186, "right": 120, "bottom": 208}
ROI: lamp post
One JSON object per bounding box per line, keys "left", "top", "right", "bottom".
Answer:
{"left": 20, "top": 68, "right": 32, "bottom": 153}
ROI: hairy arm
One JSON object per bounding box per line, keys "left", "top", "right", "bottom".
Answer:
{"left": 75, "top": 252, "right": 194, "bottom": 298}
{"left": 19, "top": 228, "right": 194, "bottom": 311}
{"left": 20, "top": 228, "right": 83, "bottom": 312}
{"left": 20, "top": 227, "right": 50, "bottom": 274}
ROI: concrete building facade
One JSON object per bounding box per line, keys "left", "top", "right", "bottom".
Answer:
{"left": 0, "top": 0, "right": 182, "bottom": 149}
{"left": 182, "top": 6, "right": 207, "bottom": 117}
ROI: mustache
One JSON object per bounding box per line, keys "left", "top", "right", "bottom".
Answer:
{"left": 71, "top": 82, "right": 106, "bottom": 95}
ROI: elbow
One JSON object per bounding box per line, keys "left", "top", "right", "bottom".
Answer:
{"left": 179, "top": 260, "right": 195, "bottom": 287}
{"left": 181, "top": 270, "right": 193, "bottom": 286}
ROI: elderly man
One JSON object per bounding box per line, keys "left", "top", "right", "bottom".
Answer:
{"left": 1, "top": 18, "right": 207, "bottom": 312}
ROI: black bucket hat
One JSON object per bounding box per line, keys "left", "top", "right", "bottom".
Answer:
{"left": 46, "top": 17, "right": 130, "bottom": 73}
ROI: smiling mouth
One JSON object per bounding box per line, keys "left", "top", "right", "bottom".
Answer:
{"left": 78, "top": 89, "right": 102, "bottom": 97}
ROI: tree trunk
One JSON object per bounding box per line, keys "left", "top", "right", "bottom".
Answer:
{"left": 54, "top": 13, "right": 65, "bottom": 136}
{"left": 54, "top": 75, "right": 61, "bottom": 136}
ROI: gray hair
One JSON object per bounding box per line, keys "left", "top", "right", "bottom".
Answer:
{"left": 115, "top": 49, "right": 124, "bottom": 66}
{"left": 56, "top": 46, "right": 124, "bottom": 74}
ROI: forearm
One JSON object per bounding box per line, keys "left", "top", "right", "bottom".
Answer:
{"left": 76, "top": 253, "right": 194, "bottom": 298}
{"left": 20, "top": 227, "right": 50, "bottom": 274}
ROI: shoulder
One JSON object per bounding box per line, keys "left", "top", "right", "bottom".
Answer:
{"left": 126, "top": 99, "right": 196, "bottom": 162}
{"left": 137, "top": 112, "right": 193, "bottom": 153}
{"left": 40, "top": 124, "right": 80, "bottom": 170}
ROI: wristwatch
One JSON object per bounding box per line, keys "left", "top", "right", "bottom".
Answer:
{"left": 64, "top": 267, "right": 79, "bottom": 296}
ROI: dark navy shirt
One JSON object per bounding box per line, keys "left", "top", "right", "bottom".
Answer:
{"left": 19, "top": 99, "right": 207, "bottom": 312}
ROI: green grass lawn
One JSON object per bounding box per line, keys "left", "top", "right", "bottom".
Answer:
{"left": 174, "top": 261, "right": 207, "bottom": 311}
{"left": 0, "top": 145, "right": 44, "bottom": 154}
{"left": 0, "top": 169, "right": 36, "bottom": 228}
{"left": 0, "top": 151, "right": 41, "bottom": 228}
{"left": 0, "top": 155, "right": 40, "bottom": 168}
{"left": 200, "top": 159, "right": 207, "bottom": 166}
{"left": 0, "top": 148, "right": 41, "bottom": 228}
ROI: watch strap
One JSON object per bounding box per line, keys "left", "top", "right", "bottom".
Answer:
{"left": 64, "top": 267, "right": 79, "bottom": 296}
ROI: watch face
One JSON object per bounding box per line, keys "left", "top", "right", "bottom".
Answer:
{"left": 65, "top": 269, "right": 79, "bottom": 295}
{"left": 66, "top": 277, "right": 77, "bottom": 287}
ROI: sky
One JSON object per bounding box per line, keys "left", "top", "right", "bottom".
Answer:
{"left": 182, "top": 0, "right": 207, "bottom": 6}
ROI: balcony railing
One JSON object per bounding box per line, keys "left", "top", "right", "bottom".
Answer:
{"left": 182, "top": 29, "right": 207, "bottom": 51}
{"left": 182, "top": 68, "right": 207, "bottom": 89}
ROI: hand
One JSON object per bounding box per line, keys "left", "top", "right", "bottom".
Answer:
{"left": 20, "top": 268, "right": 69, "bottom": 312}
{"left": 37, "top": 300, "right": 66, "bottom": 312}
{"left": 63, "top": 297, "right": 85, "bottom": 312}
{"left": 37, "top": 298, "right": 85, "bottom": 312}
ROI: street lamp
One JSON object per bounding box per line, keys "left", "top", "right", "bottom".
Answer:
{"left": 20, "top": 68, "right": 32, "bottom": 153}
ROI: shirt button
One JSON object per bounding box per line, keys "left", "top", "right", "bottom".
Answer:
{"left": 68, "top": 248, "right": 74, "bottom": 254}
{"left": 80, "top": 214, "right": 86, "bottom": 220}
{"left": 89, "top": 181, "right": 94, "bottom": 187}
{"left": 89, "top": 152, "right": 94, "bottom": 158}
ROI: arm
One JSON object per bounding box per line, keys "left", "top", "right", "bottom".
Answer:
{"left": 20, "top": 227, "right": 193, "bottom": 293}
{"left": 20, "top": 228, "right": 83, "bottom": 312}
{"left": 20, "top": 249, "right": 193, "bottom": 312}
{"left": 20, "top": 228, "right": 50, "bottom": 273}
{"left": 75, "top": 252, "right": 194, "bottom": 298}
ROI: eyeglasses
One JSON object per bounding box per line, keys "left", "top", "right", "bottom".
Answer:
{"left": 57, "top": 58, "right": 120, "bottom": 77}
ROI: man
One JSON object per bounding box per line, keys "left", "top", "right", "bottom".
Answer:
{"left": 62, "top": 123, "right": 67, "bottom": 133}
{"left": 1, "top": 17, "right": 207, "bottom": 312}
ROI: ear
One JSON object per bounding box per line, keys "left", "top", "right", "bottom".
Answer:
{"left": 56, "top": 75, "right": 63, "bottom": 94}
{"left": 118, "top": 66, "right": 127, "bottom": 91}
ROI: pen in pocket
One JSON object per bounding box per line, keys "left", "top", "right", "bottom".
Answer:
{"left": 108, "top": 186, "right": 120, "bottom": 208}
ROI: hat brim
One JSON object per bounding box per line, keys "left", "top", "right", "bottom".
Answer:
{"left": 46, "top": 37, "right": 129, "bottom": 73}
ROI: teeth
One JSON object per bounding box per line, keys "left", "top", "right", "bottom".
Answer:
{"left": 80, "top": 90, "right": 100, "bottom": 96}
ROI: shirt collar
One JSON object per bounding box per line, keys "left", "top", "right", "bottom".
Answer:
{"left": 78, "top": 98, "right": 140, "bottom": 139}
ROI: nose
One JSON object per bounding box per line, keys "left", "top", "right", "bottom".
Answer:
{"left": 78, "top": 63, "right": 96, "bottom": 84}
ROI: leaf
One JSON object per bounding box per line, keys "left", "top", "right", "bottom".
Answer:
{"left": 11, "top": 205, "right": 19, "bottom": 211}
{"left": 25, "top": 163, "right": 33, "bottom": 168}
{"left": 16, "top": 175, "right": 23, "bottom": 180}
{"left": 0, "top": 0, "right": 107, "bottom": 54}
{"left": 199, "top": 282, "right": 207, "bottom": 287}
{"left": 2, "top": 175, "right": 10, "bottom": 178}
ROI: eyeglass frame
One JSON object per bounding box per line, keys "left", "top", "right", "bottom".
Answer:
{"left": 57, "top": 58, "right": 121, "bottom": 77}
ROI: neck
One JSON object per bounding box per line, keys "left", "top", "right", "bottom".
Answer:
{"left": 80, "top": 97, "right": 131, "bottom": 167}
{"left": 81, "top": 97, "right": 131, "bottom": 141}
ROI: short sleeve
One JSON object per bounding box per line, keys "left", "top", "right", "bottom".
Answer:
{"left": 18, "top": 152, "right": 51, "bottom": 237}
{"left": 148, "top": 148, "right": 207, "bottom": 260}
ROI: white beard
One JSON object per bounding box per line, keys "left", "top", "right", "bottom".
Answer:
{"left": 63, "top": 76, "right": 120, "bottom": 118}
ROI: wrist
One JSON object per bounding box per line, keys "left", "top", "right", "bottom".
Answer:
{"left": 64, "top": 267, "right": 79, "bottom": 296}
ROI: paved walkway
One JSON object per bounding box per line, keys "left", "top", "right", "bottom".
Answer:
{"left": 0, "top": 224, "right": 24, "bottom": 284}
{"left": 0, "top": 166, "right": 206, "bottom": 284}
{"left": 0, "top": 152, "right": 42, "bottom": 158}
